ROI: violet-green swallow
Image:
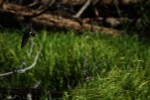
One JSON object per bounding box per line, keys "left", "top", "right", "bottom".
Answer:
{"left": 21, "top": 24, "right": 35, "bottom": 48}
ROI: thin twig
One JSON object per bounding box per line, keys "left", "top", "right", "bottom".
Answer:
{"left": 27, "top": 38, "right": 35, "bottom": 57}
{"left": 73, "top": 0, "right": 91, "bottom": 18}
{"left": 18, "top": 44, "right": 42, "bottom": 73}
{"left": 114, "top": 0, "right": 124, "bottom": 29}
{"left": 0, "top": 45, "right": 42, "bottom": 77}
{"left": 114, "top": 0, "right": 122, "bottom": 18}
{"left": 27, "top": 93, "right": 32, "bottom": 100}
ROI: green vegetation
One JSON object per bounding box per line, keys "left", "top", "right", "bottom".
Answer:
{"left": 0, "top": 30, "right": 150, "bottom": 100}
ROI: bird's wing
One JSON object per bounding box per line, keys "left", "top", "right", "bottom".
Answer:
{"left": 21, "top": 33, "right": 30, "bottom": 48}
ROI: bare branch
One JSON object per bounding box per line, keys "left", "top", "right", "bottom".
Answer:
{"left": 27, "top": 38, "right": 35, "bottom": 57}
{"left": 73, "top": 0, "right": 91, "bottom": 18}
{"left": 0, "top": 44, "right": 42, "bottom": 77}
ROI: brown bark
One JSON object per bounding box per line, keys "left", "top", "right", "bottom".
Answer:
{"left": 0, "top": 2, "right": 122, "bottom": 35}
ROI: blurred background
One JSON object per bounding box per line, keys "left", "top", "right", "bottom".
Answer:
{"left": 0, "top": 0, "right": 150, "bottom": 100}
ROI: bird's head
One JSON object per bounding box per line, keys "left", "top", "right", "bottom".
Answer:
{"left": 29, "top": 31, "right": 36, "bottom": 37}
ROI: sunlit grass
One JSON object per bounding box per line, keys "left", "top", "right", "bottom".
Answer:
{"left": 0, "top": 30, "right": 150, "bottom": 99}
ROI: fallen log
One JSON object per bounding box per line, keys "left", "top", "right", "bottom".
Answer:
{"left": 0, "top": 2, "right": 122, "bottom": 35}
{"left": 33, "top": 14, "right": 122, "bottom": 35}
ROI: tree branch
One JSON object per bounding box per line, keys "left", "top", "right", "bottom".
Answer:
{"left": 0, "top": 44, "right": 42, "bottom": 77}
{"left": 73, "top": 0, "right": 91, "bottom": 18}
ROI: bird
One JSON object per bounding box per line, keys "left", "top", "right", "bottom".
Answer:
{"left": 21, "top": 23, "right": 35, "bottom": 48}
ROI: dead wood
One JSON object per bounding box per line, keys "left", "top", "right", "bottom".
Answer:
{"left": 61, "top": 0, "right": 139, "bottom": 5}
{"left": 0, "top": 2, "right": 122, "bottom": 35}
{"left": 1, "top": 0, "right": 148, "bottom": 35}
